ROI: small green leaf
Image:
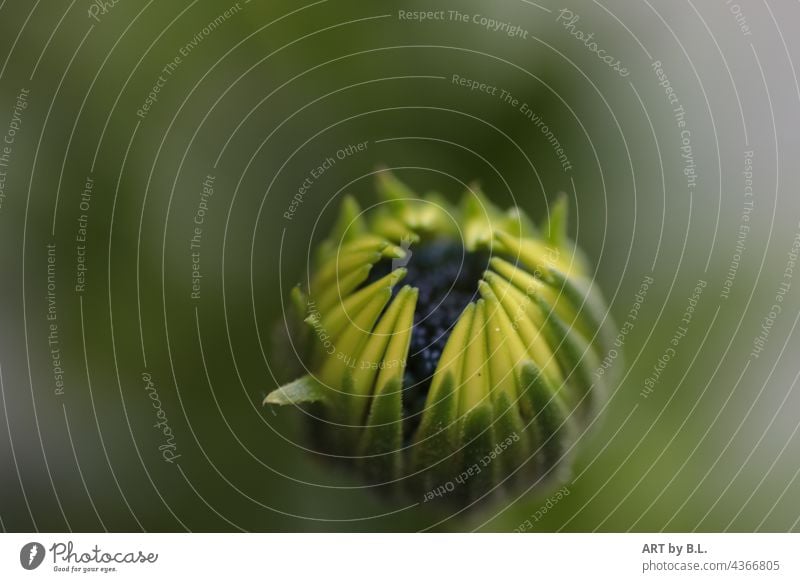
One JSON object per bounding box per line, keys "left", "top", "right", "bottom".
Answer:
{"left": 263, "top": 375, "right": 328, "bottom": 406}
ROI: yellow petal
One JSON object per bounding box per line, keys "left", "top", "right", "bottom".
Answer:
{"left": 319, "top": 288, "right": 392, "bottom": 394}
{"left": 494, "top": 229, "right": 574, "bottom": 276}
{"left": 349, "top": 286, "right": 413, "bottom": 401}
{"left": 373, "top": 287, "right": 418, "bottom": 398}
{"left": 312, "top": 269, "right": 405, "bottom": 346}
{"left": 484, "top": 271, "right": 563, "bottom": 388}
{"left": 426, "top": 302, "right": 475, "bottom": 408}
{"left": 459, "top": 300, "right": 489, "bottom": 415}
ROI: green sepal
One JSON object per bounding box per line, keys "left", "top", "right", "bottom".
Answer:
{"left": 419, "top": 191, "right": 457, "bottom": 236}
{"left": 500, "top": 206, "right": 539, "bottom": 238}
{"left": 376, "top": 169, "right": 417, "bottom": 201}
{"left": 411, "top": 373, "right": 458, "bottom": 490}
{"left": 286, "top": 285, "right": 310, "bottom": 365}
{"left": 369, "top": 208, "right": 420, "bottom": 244}
{"left": 460, "top": 402, "right": 497, "bottom": 502}
{"left": 491, "top": 390, "right": 530, "bottom": 478}
{"left": 331, "top": 194, "right": 367, "bottom": 244}
{"left": 529, "top": 292, "right": 603, "bottom": 415}
{"left": 335, "top": 369, "right": 366, "bottom": 450}
{"left": 460, "top": 184, "right": 501, "bottom": 251}
{"left": 314, "top": 239, "right": 335, "bottom": 270}
{"left": 545, "top": 267, "right": 617, "bottom": 362}
{"left": 520, "top": 362, "right": 572, "bottom": 475}
{"left": 544, "top": 192, "right": 568, "bottom": 248}
{"left": 289, "top": 285, "right": 308, "bottom": 321}
{"left": 359, "top": 376, "right": 404, "bottom": 482}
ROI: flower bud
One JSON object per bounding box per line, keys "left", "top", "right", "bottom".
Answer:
{"left": 265, "top": 172, "right": 618, "bottom": 508}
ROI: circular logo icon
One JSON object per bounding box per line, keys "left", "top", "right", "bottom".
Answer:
{"left": 19, "top": 542, "right": 45, "bottom": 570}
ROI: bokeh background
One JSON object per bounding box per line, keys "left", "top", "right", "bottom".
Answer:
{"left": 1, "top": 0, "right": 799, "bottom": 532}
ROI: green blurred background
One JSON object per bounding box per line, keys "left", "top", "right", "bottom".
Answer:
{"left": 1, "top": 0, "right": 799, "bottom": 532}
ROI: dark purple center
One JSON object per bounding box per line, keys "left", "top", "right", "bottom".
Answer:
{"left": 362, "top": 240, "right": 489, "bottom": 440}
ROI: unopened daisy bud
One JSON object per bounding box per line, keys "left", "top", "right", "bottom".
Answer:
{"left": 266, "top": 172, "right": 618, "bottom": 508}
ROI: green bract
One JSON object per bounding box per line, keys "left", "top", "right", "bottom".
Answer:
{"left": 266, "top": 171, "right": 617, "bottom": 507}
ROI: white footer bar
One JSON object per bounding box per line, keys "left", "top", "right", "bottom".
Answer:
{"left": 1, "top": 533, "right": 796, "bottom": 581}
